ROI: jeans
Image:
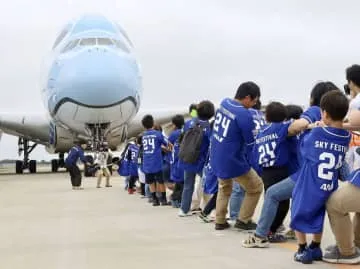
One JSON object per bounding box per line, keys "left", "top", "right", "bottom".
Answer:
{"left": 229, "top": 182, "right": 245, "bottom": 220}
{"left": 256, "top": 177, "right": 295, "bottom": 238}
{"left": 180, "top": 171, "right": 197, "bottom": 213}
{"left": 145, "top": 184, "right": 151, "bottom": 198}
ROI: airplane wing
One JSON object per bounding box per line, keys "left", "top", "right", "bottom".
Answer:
{"left": 127, "top": 108, "right": 188, "bottom": 138}
{"left": 0, "top": 113, "right": 50, "bottom": 145}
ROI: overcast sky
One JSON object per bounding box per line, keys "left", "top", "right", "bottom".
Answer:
{"left": 0, "top": 0, "right": 358, "bottom": 160}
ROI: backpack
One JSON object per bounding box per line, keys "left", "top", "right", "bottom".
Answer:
{"left": 178, "top": 120, "right": 204, "bottom": 164}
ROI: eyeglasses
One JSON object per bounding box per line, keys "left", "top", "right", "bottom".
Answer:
{"left": 344, "top": 84, "right": 351, "bottom": 95}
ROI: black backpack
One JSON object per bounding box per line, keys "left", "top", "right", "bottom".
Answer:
{"left": 178, "top": 120, "right": 204, "bottom": 164}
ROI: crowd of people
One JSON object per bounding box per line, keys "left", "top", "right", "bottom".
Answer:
{"left": 67, "top": 64, "right": 360, "bottom": 265}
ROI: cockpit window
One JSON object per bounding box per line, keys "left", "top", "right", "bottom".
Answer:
{"left": 116, "top": 23, "right": 133, "bottom": 47}
{"left": 79, "top": 38, "right": 97, "bottom": 46}
{"left": 52, "top": 25, "right": 71, "bottom": 49}
{"left": 97, "top": 38, "right": 115, "bottom": 46}
{"left": 61, "top": 39, "right": 80, "bottom": 53}
{"left": 60, "top": 37, "right": 131, "bottom": 54}
{"left": 113, "top": 40, "right": 131, "bottom": 53}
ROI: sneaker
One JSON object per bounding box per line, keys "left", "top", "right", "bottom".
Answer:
{"left": 268, "top": 232, "right": 287, "bottom": 243}
{"left": 325, "top": 244, "right": 337, "bottom": 252}
{"left": 294, "top": 248, "right": 313, "bottom": 264}
{"left": 191, "top": 208, "right": 202, "bottom": 213}
{"left": 234, "top": 220, "right": 257, "bottom": 231}
{"left": 148, "top": 197, "right": 153, "bottom": 203}
{"left": 323, "top": 246, "right": 360, "bottom": 265}
{"left": 178, "top": 209, "right": 192, "bottom": 217}
{"left": 285, "top": 229, "right": 296, "bottom": 240}
{"left": 309, "top": 246, "right": 323, "bottom": 261}
{"left": 276, "top": 224, "right": 286, "bottom": 233}
{"left": 171, "top": 200, "right": 181, "bottom": 208}
{"left": 215, "top": 222, "right": 230, "bottom": 230}
{"left": 242, "top": 234, "right": 270, "bottom": 248}
{"left": 128, "top": 188, "right": 135, "bottom": 194}
{"left": 199, "top": 212, "right": 213, "bottom": 223}
{"left": 152, "top": 199, "right": 160, "bottom": 206}
{"left": 160, "top": 200, "right": 171, "bottom": 206}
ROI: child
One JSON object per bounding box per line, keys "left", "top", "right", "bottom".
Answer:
{"left": 291, "top": 90, "right": 351, "bottom": 264}
{"left": 168, "top": 115, "right": 185, "bottom": 208}
{"left": 127, "top": 139, "right": 140, "bottom": 194}
{"left": 95, "top": 147, "right": 112, "bottom": 188}
{"left": 141, "top": 115, "right": 172, "bottom": 206}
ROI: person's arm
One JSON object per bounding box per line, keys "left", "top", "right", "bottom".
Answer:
{"left": 239, "top": 113, "right": 256, "bottom": 159}
{"left": 343, "top": 110, "right": 360, "bottom": 131}
{"left": 79, "top": 149, "right": 90, "bottom": 165}
{"left": 287, "top": 118, "right": 311, "bottom": 136}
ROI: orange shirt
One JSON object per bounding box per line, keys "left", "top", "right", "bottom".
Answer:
{"left": 349, "top": 132, "right": 360, "bottom": 147}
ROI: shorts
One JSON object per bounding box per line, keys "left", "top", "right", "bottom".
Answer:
{"left": 145, "top": 171, "right": 164, "bottom": 184}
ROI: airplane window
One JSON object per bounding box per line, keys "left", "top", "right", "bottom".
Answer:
{"left": 116, "top": 23, "right": 133, "bottom": 47}
{"left": 79, "top": 38, "right": 97, "bottom": 46}
{"left": 97, "top": 38, "right": 115, "bottom": 46}
{"left": 113, "top": 40, "right": 130, "bottom": 53}
{"left": 61, "top": 39, "right": 80, "bottom": 53}
{"left": 52, "top": 27, "right": 70, "bottom": 49}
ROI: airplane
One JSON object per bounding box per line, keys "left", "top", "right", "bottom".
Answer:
{"left": 0, "top": 14, "right": 186, "bottom": 174}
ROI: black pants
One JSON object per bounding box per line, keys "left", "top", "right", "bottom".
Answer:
{"left": 171, "top": 182, "right": 184, "bottom": 202}
{"left": 129, "top": 176, "right": 138, "bottom": 189}
{"left": 140, "top": 183, "right": 146, "bottom": 196}
{"left": 67, "top": 164, "right": 82, "bottom": 187}
{"left": 203, "top": 192, "right": 218, "bottom": 216}
{"left": 262, "top": 166, "right": 290, "bottom": 234}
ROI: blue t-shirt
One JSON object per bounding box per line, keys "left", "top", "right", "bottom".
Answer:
{"left": 253, "top": 121, "right": 292, "bottom": 170}
{"left": 290, "top": 127, "right": 351, "bottom": 233}
{"left": 65, "top": 145, "right": 86, "bottom": 166}
{"left": 290, "top": 106, "right": 322, "bottom": 181}
{"left": 210, "top": 98, "right": 255, "bottom": 179}
{"left": 142, "top": 129, "right": 168, "bottom": 174}
{"left": 168, "top": 129, "right": 184, "bottom": 182}
{"left": 128, "top": 143, "right": 139, "bottom": 177}
{"left": 179, "top": 119, "right": 211, "bottom": 174}
{"left": 249, "top": 108, "right": 266, "bottom": 137}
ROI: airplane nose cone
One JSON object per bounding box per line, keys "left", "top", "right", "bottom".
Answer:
{"left": 56, "top": 48, "right": 140, "bottom": 107}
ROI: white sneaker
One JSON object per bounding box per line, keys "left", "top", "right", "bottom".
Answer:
{"left": 242, "top": 234, "right": 270, "bottom": 248}
{"left": 178, "top": 209, "right": 192, "bottom": 217}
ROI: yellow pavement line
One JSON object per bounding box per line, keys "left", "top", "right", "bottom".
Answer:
{"left": 274, "top": 242, "right": 358, "bottom": 269}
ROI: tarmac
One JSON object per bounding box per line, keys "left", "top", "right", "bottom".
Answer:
{"left": 0, "top": 172, "right": 357, "bottom": 269}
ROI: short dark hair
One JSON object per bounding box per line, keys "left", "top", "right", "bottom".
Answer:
{"left": 189, "top": 103, "right": 197, "bottom": 113}
{"left": 346, "top": 64, "right": 360, "bottom": 87}
{"left": 320, "top": 90, "right": 349, "bottom": 121}
{"left": 235, "top": 81, "right": 261, "bottom": 100}
{"left": 197, "top": 100, "right": 215, "bottom": 120}
{"left": 285, "top": 105, "right": 303, "bottom": 120}
{"left": 76, "top": 139, "right": 87, "bottom": 145}
{"left": 136, "top": 135, "right": 142, "bottom": 145}
{"left": 172, "top": 114, "right": 185, "bottom": 129}
{"left": 310, "top": 81, "right": 339, "bottom": 107}
{"left": 141, "top": 114, "right": 154, "bottom": 129}
{"left": 265, "top": 102, "right": 287, "bottom": 123}
{"left": 252, "top": 100, "right": 262, "bottom": 110}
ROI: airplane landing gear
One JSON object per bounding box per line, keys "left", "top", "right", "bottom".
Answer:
{"left": 16, "top": 137, "right": 38, "bottom": 174}
{"left": 84, "top": 123, "right": 110, "bottom": 177}
{"left": 51, "top": 153, "right": 65, "bottom": 172}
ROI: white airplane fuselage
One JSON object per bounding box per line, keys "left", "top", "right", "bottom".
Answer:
{"left": 42, "top": 14, "right": 142, "bottom": 153}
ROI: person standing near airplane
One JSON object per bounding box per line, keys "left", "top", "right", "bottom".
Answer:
{"left": 65, "top": 140, "right": 90, "bottom": 190}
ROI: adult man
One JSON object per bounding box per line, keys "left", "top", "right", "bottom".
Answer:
{"left": 65, "top": 140, "right": 90, "bottom": 190}
{"left": 210, "top": 82, "right": 263, "bottom": 230}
